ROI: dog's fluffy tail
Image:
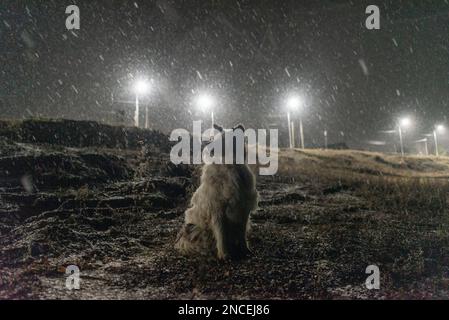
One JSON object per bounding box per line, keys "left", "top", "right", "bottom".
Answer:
{"left": 174, "top": 223, "right": 215, "bottom": 256}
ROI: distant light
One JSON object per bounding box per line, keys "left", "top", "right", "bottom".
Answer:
{"left": 436, "top": 124, "right": 445, "bottom": 133}
{"left": 399, "top": 117, "right": 412, "bottom": 128}
{"left": 196, "top": 93, "right": 214, "bottom": 112}
{"left": 286, "top": 95, "right": 302, "bottom": 111}
{"left": 134, "top": 79, "right": 151, "bottom": 95}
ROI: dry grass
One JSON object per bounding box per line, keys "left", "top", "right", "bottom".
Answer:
{"left": 269, "top": 148, "right": 449, "bottom": 294}
{"left": 279, "top": 148, "right": 449, "bottom": 178}
{"left": 3, "top": 139, "right": 449, "bottom": 298}
{"left": 276, "top": 148, "right": 449, "bottom": 214}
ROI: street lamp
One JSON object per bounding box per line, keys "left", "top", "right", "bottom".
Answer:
{"left": 398, "top": 117, "right": 412, "bottom": 157}
{"left": 133, "top": 79, "right": 151, "bottom": 128}
{"left": 424, "top": 138, "right": 429, "bottom": 156}
{"left": 196, "top": 93, "right": 215, "bottom": 128}
{"left": 286, "top": 95, "right": 304, "bottom": 149}
{"left": 324, "top": 129, "right": 328, "bottom": 150}
{"left": 433, "top": 124, "right": 445, "bottom": 157}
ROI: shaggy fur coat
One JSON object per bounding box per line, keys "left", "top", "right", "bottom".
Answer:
{"left": 175, "top": 125, "right": 258, "bottom": 260}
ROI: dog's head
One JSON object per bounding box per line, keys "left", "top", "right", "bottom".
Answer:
{"left": 212, "top": 123, "right": 245, "bottom": 134}
{"left": 204, "top": 123, "right": 247, "bottom": 164}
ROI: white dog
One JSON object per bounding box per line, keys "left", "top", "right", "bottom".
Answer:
{"left": 175, "top": 124, "right": 259, "bottom": 260}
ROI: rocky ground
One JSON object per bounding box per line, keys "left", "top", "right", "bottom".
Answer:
{"left": 1, "top": 119, "right": 449, "bottom": 299}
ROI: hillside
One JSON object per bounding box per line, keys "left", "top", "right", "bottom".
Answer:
{"left": 1, "top": 119, "right": 449, "bottom": 299}
{"left": 279, "top": 148, "right": 449, "bottom": 178}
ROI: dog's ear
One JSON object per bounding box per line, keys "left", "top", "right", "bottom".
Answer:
{"left": 213, "top": 124, "right": 224, "bottom": 132}
{"left": 233, "top": 124, "right": 245, "bottom": 132}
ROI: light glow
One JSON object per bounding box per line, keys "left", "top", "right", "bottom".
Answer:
{"left": 134, "top": 79, "right": 151, "bottom": 95}
{"left": 436, "top": 124, "right": 445, "bottom": 133}
{"left": 286, "top": 95, "right": 302, "bottom": 111}
{"left": 399, "top": 117, "right": 412, "bottom": 128}
{"left": 196, "top": 93, "right": 214, "bottom": 112}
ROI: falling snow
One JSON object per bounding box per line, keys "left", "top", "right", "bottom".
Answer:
{"left": 1, "top": 1, "right": 449, "bottom": 301}
{"left": 0, "top": 1, "right": 447, "bottom": 150}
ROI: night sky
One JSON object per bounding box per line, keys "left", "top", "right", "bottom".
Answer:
{"left": 1, "top": 0, "right": 449, "bottom": 149}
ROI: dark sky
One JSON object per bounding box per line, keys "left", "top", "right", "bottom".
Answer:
{"left": 1, "top": 0, "right": 449, "bottom": 149}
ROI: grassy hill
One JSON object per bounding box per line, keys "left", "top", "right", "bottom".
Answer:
{"left": 279, "top": 148, "right": 449, "bottom": 179}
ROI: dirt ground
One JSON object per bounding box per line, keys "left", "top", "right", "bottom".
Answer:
{"left": 1, "top": 120, "right": 449, "bottom": 299}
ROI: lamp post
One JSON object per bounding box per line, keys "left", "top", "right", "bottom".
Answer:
{"left": 196, "top": 93, "right": 215, "bottom": 128}
{"left": 324, "top": 129, "right": 328, "bottom": 150}
{"left": 398, "top": 117, "right": 411, "bottom": 157}
{"left": 286, "top": 95, "right": 303, "bottom": 149}
{"left": 424, "top": 138, "right": 429, "bottom": 156}
{"left": 286, "top": 111, "right": 292, "bottom": 148}
{"left": 133, "top": 79, "right": 151, "bottom": 128}
{"left": 433, "top": 124, "right": 445, "bottom": 157}
{"left": 145, "top": 104, "right": 149, "bottom": 129}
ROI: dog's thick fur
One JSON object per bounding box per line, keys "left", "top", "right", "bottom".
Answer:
{"left": 174, "top": 124, "right": 258, "bottom": 260}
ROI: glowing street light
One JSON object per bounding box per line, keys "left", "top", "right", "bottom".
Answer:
{"left": 287, "top": 95, "right": 302, "bottom": 111}
{"left": 397, "top": 117, "right": 412, "bottom": 157}
{"left": 433, "top": 124, "right": 445, "bottom": 157}
{"left": 133, "top": 79, "right": 151, "bottom": 128}
{"left": 400, "top": 117, "right": 411, "bottom": 128}
{"left": 285, "top": 94, "right": 304, "bottom": 149}
{"left": 196, "top": 93, "right": 215, "bottom": 128}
